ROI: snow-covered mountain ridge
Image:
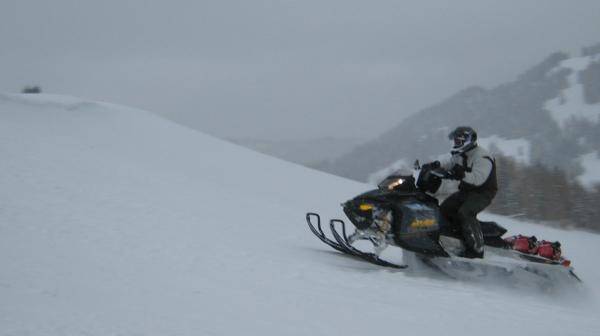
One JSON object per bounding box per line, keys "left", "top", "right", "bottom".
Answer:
{"left": 322, "top": 47, "right": 600, "bottom": 187}
{"left": 1, "top": 93, "right": 599, "bottom": 335}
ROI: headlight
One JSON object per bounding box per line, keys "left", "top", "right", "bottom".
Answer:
{"left": 387, "top": 178, "right": 404, "bottom": 190}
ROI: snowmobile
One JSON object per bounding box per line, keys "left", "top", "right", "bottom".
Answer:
{"left": 306, "top": 163, "right": 581, "bottom": 286}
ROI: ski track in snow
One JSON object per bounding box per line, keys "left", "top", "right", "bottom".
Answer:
{"left": 1, "top": 93, "right": 599, "bottom": 336}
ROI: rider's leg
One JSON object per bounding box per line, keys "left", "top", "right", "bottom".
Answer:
{"left": 456, "top": 192, "right": 492, "bottom": 258}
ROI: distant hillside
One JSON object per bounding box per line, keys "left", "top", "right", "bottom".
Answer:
{"left": 229, "top": 137, "right": 363, "bottom": 167}
{"left": 321, "top": 44, "right": 600, "bottom": 188}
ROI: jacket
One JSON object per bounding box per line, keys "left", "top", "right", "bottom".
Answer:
{"left": 440, "top": 145, "right": 497, "bottom": 197}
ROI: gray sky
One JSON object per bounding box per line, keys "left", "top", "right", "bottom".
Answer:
{"left": 2, "top": 0, "right": 600, "bottom": 140}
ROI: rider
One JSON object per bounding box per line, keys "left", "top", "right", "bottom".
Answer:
{"left": 432, "top": 126, "right": 498, "bottom": 259}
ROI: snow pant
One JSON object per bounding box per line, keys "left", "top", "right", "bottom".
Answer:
{"left": 439, "top": 191, "right": 492, "bottom": 254}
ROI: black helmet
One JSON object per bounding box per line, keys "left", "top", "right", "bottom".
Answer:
{"left": 448, "top": 126, "right": 477, "bottom": 154}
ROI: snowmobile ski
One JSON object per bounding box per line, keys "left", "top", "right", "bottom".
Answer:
{"left": 305, "top": 213, "right": 347, "bottom": 254}
{"left": 306, "top": 213, "right": 407, "bottom": 269}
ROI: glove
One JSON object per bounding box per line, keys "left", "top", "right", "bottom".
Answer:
{"left": 447, "top": 164, "right": 466, "bottom": 180}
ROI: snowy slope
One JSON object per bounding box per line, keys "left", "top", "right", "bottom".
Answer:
{"left": 1, "top": 93, "right": 600, "bottom": 336}
{"left": 545, "top": 54, "right": 600, "bottom": 130}
{"left": 478, "top": 135, "right": 531, "bottom": 165}
{"left": 577, "top": 151, "right": 600, "bottom": 188}
{"left": 544, "top": 54, "right": 600, "bottom": 187}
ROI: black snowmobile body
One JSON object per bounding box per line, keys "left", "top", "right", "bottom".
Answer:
{"left": 341, "top": 173, "right": 507, "bottom": 258}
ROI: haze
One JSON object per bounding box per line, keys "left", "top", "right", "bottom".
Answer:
{"left": 2, "top": 0, "right": 599, "bottom": 140}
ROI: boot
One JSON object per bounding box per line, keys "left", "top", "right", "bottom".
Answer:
{"left": 462, "top": 247, "right": 484, "bottom": 259}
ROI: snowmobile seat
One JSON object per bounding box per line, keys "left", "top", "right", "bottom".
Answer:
{"left": 479, "top": 221, "right": 507, "bottom": 247}
{"left": 479, "top": 221, "right": 507, "bottom": 237}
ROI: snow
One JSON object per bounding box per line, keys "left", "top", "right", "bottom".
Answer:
{"left": 478, "top": 135, "right": 531, "bottom": 165}
{"left": 577, "top": 151, "right": 600, "bottom": 188}
{"left": 545, "top": 55, "right": 600, "bottom": 129}
{"left": 544, "top": 54, "right": 600, "bottom": 187}
{"left": 1, "top": 93, "right": 600, "bottom": 336}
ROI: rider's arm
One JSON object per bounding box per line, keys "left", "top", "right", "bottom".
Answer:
{"left": 462, "top": 157, "right": 493, "bottom": 186}
{"left": 439, "top": 155, "right": 455, "bottom": 170}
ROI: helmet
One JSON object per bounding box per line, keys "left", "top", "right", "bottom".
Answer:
{"left": 448, "top": 126, "right": 477, "bottom": 154}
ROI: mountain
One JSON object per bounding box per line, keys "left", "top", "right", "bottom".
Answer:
{"left": 321, "top": 44, "right": 600, "bottom": 186}
{"left": 1, "top": 93, "right": 600, "bottom": 335}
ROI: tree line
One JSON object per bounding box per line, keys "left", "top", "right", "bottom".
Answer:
{"left": 489, "top": 155, "right": 600, "bottom": 232}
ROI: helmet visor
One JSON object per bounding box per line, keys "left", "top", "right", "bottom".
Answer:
{"left": 453, "top": 135, "right": 466, "bottom": 148}
{"left": 449, "top": 130, "right": 467, "bottom": 148}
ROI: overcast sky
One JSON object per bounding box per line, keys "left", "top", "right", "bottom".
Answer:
{"left": 2, "top": 0, "right": 600, "bottom": 140}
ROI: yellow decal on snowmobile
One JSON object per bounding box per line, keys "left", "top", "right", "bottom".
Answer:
{"left": 359, "top": 204, "right": 374, "bottom": 211}
{"left": 410, "top": 218, "right": 436, "bottom": 229}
